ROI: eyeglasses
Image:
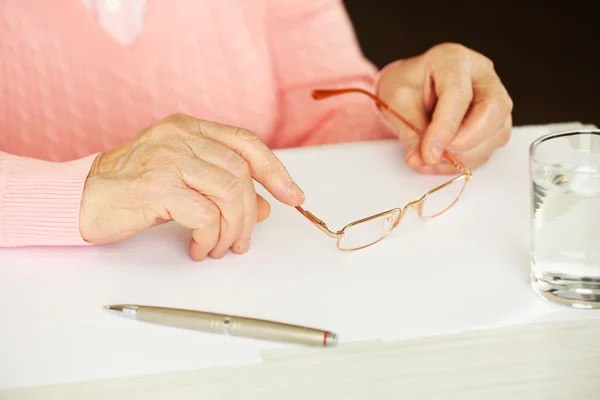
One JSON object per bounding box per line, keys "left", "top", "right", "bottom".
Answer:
{"left": 296, "top": 87, "right": 472, "bottom": 251}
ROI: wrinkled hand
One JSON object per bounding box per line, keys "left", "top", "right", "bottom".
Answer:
{"left": 377, "top": 43, "right": 514, "bottom": 174}
{"left": 79, "top": 113, "right": 305, "bottom": 260}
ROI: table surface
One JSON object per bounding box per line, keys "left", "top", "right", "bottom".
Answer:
{"left": 1, "top": 121, "right": 600, "bottom": 399}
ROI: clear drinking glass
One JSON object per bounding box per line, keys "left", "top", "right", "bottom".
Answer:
{"left": 529, "top": 129, "right": 600, "bottom": 308}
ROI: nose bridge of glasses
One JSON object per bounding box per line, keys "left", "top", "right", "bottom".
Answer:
{"left": 405, "top": 198, "right": 424, "bottom": 210}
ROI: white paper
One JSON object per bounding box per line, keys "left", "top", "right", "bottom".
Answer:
{"left": 1, "top": 122, "right": 599, "bottom": 390}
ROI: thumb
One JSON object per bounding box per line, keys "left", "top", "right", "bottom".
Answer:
{"left": 256, "top": 194, "right": 271, "bottom": 222}
{"left": 377, "top": 60, "right": 431, "bottom": 168}
{"left": 380, "top": 87, "right": 428, "bottom": 169}
{"left": 422, "top": 70, "right": 473, "bottom": 164}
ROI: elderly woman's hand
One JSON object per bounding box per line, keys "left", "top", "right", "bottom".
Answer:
{"left": 378, "top": 43, "right": 514, "bottom": 174}
{"left": 79, "top": 113, "right": 305, "bottom": 261}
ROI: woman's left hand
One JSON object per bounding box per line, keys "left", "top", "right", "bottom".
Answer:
{"left": 377, "top": 43, "right": 514, "bottom": 174}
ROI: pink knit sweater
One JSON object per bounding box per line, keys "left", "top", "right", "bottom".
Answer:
{"left": 0, "top": 0, "right": 396, "bottom": 247}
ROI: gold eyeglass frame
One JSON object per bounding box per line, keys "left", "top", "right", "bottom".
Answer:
{"left": 295, "top": 87, "right": 472, "bottom": 251}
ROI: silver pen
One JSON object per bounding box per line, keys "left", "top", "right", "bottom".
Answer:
{"left": 104, "top": 304, "right": 338, "bottom": 347}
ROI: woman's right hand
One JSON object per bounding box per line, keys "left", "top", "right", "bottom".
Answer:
{"left": 79, "top": 113, "right": 305, "bottom": 261}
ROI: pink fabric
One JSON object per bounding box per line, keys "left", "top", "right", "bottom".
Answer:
{"left": 79, "top": 0, "right": 148, "bottom": 45}
{"left": 0, "top": 0, "right": 396, "bottom": 247}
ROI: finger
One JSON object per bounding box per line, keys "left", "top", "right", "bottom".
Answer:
{"left": 377, "top": 63, "right": 429, "bottom": 152}
{"left": 376, "top": 60, "right": 430, "bottom": 169}
{"left": 446, "top": 74, "right": 513, "bottom": 155}
{"left": 416, "top": 157, "right": 458, "bottom": 175}
{"left": 419, "top": 125, "right": 511, "bottom": 174}
{"left": 195, "top": 119, "right": 305, "bottom": 207}
{"left": 422, "top": 64, "right": 473, "bottom": 165}
{"left": 257, "top": 194, "right": 271, "bottom": 222}
{"left": 381, "top": 88, "right": 426, "bottom": 149}
{"left": 186, "top": 137, "right": 258, "bottom": 255}
{"left": 163, "top": 189, "right": 221, "bottom": 261}
{"left": 228, "top": 195, "right": 270, "bottom": 256}
{"left": 174, "top": 156, "right": 244, "bottom": 259}
{"left": 383, "top": 86, "right": 428, "bottom": 170}
{"left": 405, "top": 146, "right": 426, "bottom": 170}
{"left": 455, "top": 125, "right": 511, "bottom": 168}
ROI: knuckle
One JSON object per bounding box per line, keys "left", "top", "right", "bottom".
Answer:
{"left": 505, "top": 114, "right": 513, "bottom": 129}
{"left": 436, "top": 70, "right": 472, "bottom": 99}
{"left": 433, "top": 42, "right": 469, "bottom": 58}
{"left": 199, "top": 200, "right": 220, "bottom": 224}
{"left": 154, "top": 113, "right": 197, "bottom": 139}
{"left": 234, "top": 127, "right": 269, "bottom": 154}
{"left": 436, "top": 43, "right": 493, "bottom": 69}
{"left": 185, "top": 200, "right": 221, "bottom": 231}
{"left": 472, "top": 50, "right": 494, "bottom": 70}
{"left": 163, "top": 112, "right": 193, "bottom": 125}
{"left": 479, "top": 98, "right": 508, "bottom": 126}
{"left": 482, "top": 97, "right": 502, "bottom": 117}
{"left": 220, "top": 174, "right": 243, "bottom": 201}
{"left": 187, "top": 197, "right": 221, "bottom": 228}
{"left": 262, "top": 159, "right": 287, "bottom": 180}
{"left": 503, "top": 93, "right": 514, "bottom": 113}
{"left": 489, "top": 94, "right": 513, "bottom": 117}
{"left": 482, "top": 55, "right": 494, "bottom": 70}
{"left": 467, "top": 154, "right": 489, "bottom": 170}
{"left": 453, "top": 81, "right": 473, "bottom": 100}
{"left": 145, "top": 122, "right": 181, "bottom": 142}
{"left": 225, "top": 150, "right": 251, "bottom": 179}
{"left": 234, "top": 127, "right": 259, "bottom": 143}
{"left": 498, "top": 129, "right": 511, "bottom": 147}
{"left": 150, "top": 144, "right": 180, "bottom": 163}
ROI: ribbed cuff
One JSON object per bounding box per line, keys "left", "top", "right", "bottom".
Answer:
{"left": 0, "top": 153, "right": 99, "bottom": 247}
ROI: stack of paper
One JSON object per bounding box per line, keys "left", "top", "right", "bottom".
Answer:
{"left": 4, "top": 318, "right": 600, "bottom": 399}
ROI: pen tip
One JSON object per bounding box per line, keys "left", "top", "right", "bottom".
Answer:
{"left": 103, "top": 305, "right": 124, "bottom": 312}
{"left": 103, "top": 305, "right": 138, "bottom": 315}
{"left": 325, "top": 332, "right": 337, "bottom": 346}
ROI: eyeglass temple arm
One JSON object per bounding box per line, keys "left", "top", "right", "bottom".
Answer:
{"left": 312, "top": 88, "right": 471, "bottom": 174}
{"left": 295, "top": 206, "right": 341, "bottom": 238}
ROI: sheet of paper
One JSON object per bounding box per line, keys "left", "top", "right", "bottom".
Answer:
{"left": 5, "top": 319, "right": 600, "bottom": 400}
{"left": 1, "top": 122, "right": 598, "bottom": 390}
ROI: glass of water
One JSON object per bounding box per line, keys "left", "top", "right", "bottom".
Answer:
{"left": 529, "top": 129, "right": 600, "bottom": 308}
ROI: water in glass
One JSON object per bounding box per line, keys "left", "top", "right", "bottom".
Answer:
{"left": 530, "top": 130, "right": 600, "bottom": 308}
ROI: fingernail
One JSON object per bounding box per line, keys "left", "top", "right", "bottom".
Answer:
{"left": 209, "top": 249, "right": 226, "bottom": 259}
{"left": 406, "top": 152, "right": 420, "bottom": 169}
{"left": 428, "top": 141, "right": 445, "bottom": 164}
{"left": 418, "top": 165, "right": 437, "bottom": 174}
{"left": 289, "top": 181, "right": 304, "bottom": 200}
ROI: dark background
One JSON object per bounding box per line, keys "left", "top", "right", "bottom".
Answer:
{"left": 343, "top": 0, "right": 599, "bottom": 127}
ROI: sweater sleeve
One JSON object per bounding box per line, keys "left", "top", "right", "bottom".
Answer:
{"left": 0, "top": 151, "right": 98, "bottom": 247}
{"left": 265, "top": 0, "right": 397, "bottom": 148}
